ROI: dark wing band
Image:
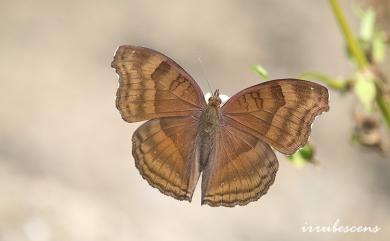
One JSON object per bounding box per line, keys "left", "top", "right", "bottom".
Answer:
{"left": 112, "top": 45, "right": 206, "bottom": 123}
{"left": 222, "top": 79, "right": 329, "bottom": 155}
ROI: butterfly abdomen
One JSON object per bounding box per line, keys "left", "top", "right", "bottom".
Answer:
{"left": 198, "top": 105, "right": 222, "bottom": 168}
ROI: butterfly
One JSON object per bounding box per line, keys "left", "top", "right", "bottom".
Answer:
{"left": 111, "top": 45, "right": 329, "bottom": 207}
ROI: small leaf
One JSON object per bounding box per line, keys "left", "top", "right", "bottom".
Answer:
{"left": 360, "top": 7, "right": 376, "bottom": 41}
{"left": 352, "top": 4, "right": 365, "bottom": 18}
{"left": 354, "top": 72, "right": 376, "bottom": 112}
{"left": 287, "top": 144, "right": 315, "bottom": 167}
{"left": 300, "top": 72, "right": 348, "bottom": 91}
{"left": 251, "top": 64, "right": 269, "bottom": 80}
{"left": 372, "top": 31, "right": 387, "bottom": 63}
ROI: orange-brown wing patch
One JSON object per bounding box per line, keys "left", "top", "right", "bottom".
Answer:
{"left": 201, "top": 125, "right": 278, "bottom": 207}
{"left": 132, "top": 115, "right": 201, "bottom": 201}
{"left": 112, "top": 45, "right": 206, "bottom": 123}
{"left": 222, "top": 79, "right": 329, "bottom": 155}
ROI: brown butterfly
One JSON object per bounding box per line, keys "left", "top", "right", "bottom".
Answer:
{"left": 111, "top": 45, "right": 329, "bottom": 207}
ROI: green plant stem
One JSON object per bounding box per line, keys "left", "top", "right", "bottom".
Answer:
{"left": 377, "top": 93, "right": 390, "bottom": 128}
{"left": 329, "top": 0, "right": 390, "bottom": 128}
{"left": 329, "top": 0, "right": 369, "bottom": 69}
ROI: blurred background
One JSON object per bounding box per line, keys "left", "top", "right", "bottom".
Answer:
{"left": 1, "top": 0, "right": 389, "bottom": 240}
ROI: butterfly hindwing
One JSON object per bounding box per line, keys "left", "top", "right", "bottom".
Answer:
{"left": 222, "top": 79, "right": 329, "bottom": 155}
{"left": 112, "top": 45, "right": 206, "bottom": 123}
{"left": 132, "top": 115, "right": 202, "bottom": 201}
{"left": 201, "top": 124, "right": 278, "bottom": 207}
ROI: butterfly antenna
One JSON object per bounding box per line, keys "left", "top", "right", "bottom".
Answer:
{"left": 197, "top": 56, "right": 214, "bottom": 94}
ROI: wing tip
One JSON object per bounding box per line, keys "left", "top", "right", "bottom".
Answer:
{"left": 111, "top": 44, "right": 141, "bottom": 68}
{"left": 278, "top": 101, "right": 329, "bottom": 155}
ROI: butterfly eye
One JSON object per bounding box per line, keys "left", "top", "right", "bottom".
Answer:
{"left": 208, "top": 97, "right": 212, "bottom": 102}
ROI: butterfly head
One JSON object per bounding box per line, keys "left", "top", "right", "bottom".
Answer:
{"left": 207, "top": 89, "right": 222, "bottom": 107}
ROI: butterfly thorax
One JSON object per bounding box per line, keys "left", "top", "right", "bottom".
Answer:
{"left": 202, "top": 91, "right": 222, "bottom": 135}
{"left": 201, "top": 103, "right": 222, "bottom": 134}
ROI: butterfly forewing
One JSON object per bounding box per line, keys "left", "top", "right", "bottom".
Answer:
{"left": 222, "top": 79, "right": 329, "bottom": 155}
{"left": 112, "top": 45, "right": 206, "bottom": 123}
